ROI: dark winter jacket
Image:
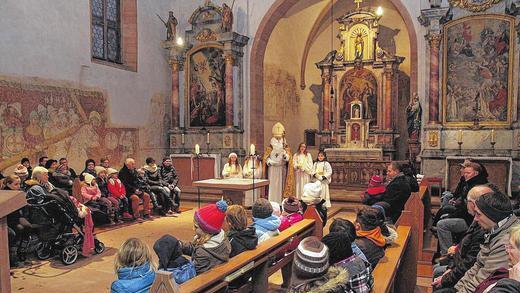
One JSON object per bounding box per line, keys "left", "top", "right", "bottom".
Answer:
{"left": 160, "top": 165, "right": 179, "bottom": 185}
{"left": 449, "top": 173, "right": 488, "bottom": 226}
{"left": 289, "top": 266, "right": 352, "bottom": 293}
{"left": 49, "top": 171, "right": 73, "bottom": 192}
{"left": 143, "top": 164, "right": 164, "bottom": 187}
{"left": 354, "top": 237, "right": 385, "bottom": 269}
{"left": 382, "top": 173, "right": 411, "bottom": 223}
{"left": 118, "top": 165, "right": 139, "bottom": 197}
{"left": 96, "top": 177, "right": 109, "bottom": 197}
{"left": 439, "top": 221, "right": 486, "bottom": 288}
{"left": 227, "top": 227, "right": 258, "bottom": 288}
{"left": 489, "top": 278, "right": 520, "bottom": 292}
{"left": 182, "top": 230, "right": 231, "bottom": 274}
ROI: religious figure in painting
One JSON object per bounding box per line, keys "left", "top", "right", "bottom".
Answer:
{"left": 221, "top": 3, "right": 233, "bottom": 33}
{"left": 157, "top": 11, "right": 178, "bottom": 41}
{"left": 406, "top": 92, "right": 422, "bottom": 139}
{"left": 352, "top": 104, "right": 361, "bottom": 119}
{"left": 354, "top": 33, "right": 364, "bottom": 60}
{"left": 351, "top": 123, "right": 361, "bottom": 141}
{"left": 262, "top": 123, "right": 295, "bottom": 203}
{"left": 340, "top": 69, "right": 378, "bottom": 126}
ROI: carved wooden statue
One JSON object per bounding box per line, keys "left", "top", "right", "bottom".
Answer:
{"left": 157, "top": 11, "right": 178, "bottom": 41}
{"left": 221, "top": 3, "right": 233, "bottom": 33}
{"left": 406, "top": 92, "right": 422, "bottom": 139}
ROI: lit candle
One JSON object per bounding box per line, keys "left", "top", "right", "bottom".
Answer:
{"left": 206, "top": 132, "right": 210, "bottom": 144}
{"left": 195, "top": 144, "right": 200, "bottom": 155}
{"left": 181, "top": 133, "right": 185, "bottom": 144}
{"left": 250, "top": 144, "right": 255, "bottom": 156}
{"left": 457, "top": 130, "right": 463, "bottom": 143}
{"left": 491, "top": 129, "right": 496, "bottom": 143}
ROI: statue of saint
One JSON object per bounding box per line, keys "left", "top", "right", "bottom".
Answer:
{"left": 262, "top": 122, "right": 295, "bottom": 203}
{"left": 406, "top": 92, "right": 422, "bottom": 140}
{"left": 157, "top": 11, "right": 178, "bottom": 41}
{"left": 354, "top": 33, "right": 364, "bottom": 60}
{"left": 221, "top": 3, "right": 233, "bottom": 33}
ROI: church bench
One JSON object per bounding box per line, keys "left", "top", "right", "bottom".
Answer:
{"left": 151, "top": 214, "right": 321, "bottom": 293}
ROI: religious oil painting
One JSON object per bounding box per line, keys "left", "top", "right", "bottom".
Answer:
{"left": 187, "top": 46, "right": 226, "bottom": 127}
{"left": 339, "top": 68, "right": 378, "bottom": 127}
{"left": 442, "top": 15, "right": 514, "bottom": 126}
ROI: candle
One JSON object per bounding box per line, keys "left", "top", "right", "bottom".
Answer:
{"left": 206, "top": 132, "right": 210, "bottom": 144}
{"left": 491, "top": 129, "right": 496, "bottom": 143}
{"left": 195, "top": 144, "right": 200, "bottom": 155}
{"left": 250, "top": 144, "right": 255, "bottom": 156}
{"left": 181, "top": 133, "right": 185, "bottom": 144}
{"left": 457, "top": 130, "right": 463, "bottom": 143}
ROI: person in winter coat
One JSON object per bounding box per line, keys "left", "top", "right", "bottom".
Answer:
{"left": 153, "top": 234, "right": 196, "bottom": 285}
{"left": 225, "top": 205, "right": 258, "bottom": 289}
{"left": 453, "top": 191, "right": 520, "bottom": 293}
{"left": 107, "top": 168, "right": 133, "bottom": 220}
{"left": 118, "top": 158, "right": 151, "bottom": 220}
{"left": 279, "top": 197, "right": 304, "bottom": 249}
{"left": 160, "top": 157, "right": 181, "bottom": 213}
{"left": 380, "top": 161, "right": 412, "bottom": 223}
{"left": 301, "top": 181, "right": 328, "bottom": 226}
{"left": 487, "top": 224, "right": 520, "bottom": 292}
{"left": 355, "top": 207, "right": 386, "bottom": 269}
{"left": 143, "top": 157, "right": 172, "bottom": 215}
{"left": 252, "top": 198, "right": 281, "bottom": 243}
{"left": 329, "top": 218, "right": 368, "bottom": 263}
{"left": 82, "top": 159, "right": 97, "bottom": 177}
{"left": 111, "top": 238, "right": 156, "bottom": 293}
{"left": 322, "top": 231, "right": 374, "bottom": 293}
{"left": 181, "top": 199, "right": 231, "bottom": 274}
{"left": 80, "top": 173, "right": 113, "bottom": 224}
{"left": 361, "top": 175, "right": 386, "bottom": 206}
{"left": 289, "top": 236, "right": 352, "bottom": 293}
{"left": 432, "top": 185, "right": 490, "bottom": 290}
{"left": 96, "top": 167, "right": 120, "bottom": 223}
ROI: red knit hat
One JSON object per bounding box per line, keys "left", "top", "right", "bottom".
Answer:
{"left": 367, "top": 175, "right": 386, "bottom": 195}
{"left": 194, "top": 199, "right": 228, "bottom": 234}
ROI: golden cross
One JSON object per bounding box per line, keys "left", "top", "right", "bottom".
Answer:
{"left": 354, "top": 0, "right": 363, "bottom": 9}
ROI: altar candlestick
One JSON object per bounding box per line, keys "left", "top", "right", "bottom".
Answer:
{"left": 195, "top": 144, "right": 200, "bottom": 155}
{"left": 250, "top": 144, "right": 255, "bottom": 156}
{"left": 491, "top": 129, "right": 496, "bottom": 143}
{"left": 206, "top": 132, "right": 210, "bottom": 144}
{"left": 457, "top": 130, "right": 463, "bottom": 143}
{"left": 181, "top": 133, "right": 185, "bottom": 144}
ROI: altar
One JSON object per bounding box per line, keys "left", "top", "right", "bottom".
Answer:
{"left": 192, "top": 178, "right": 269, "bottom": 207}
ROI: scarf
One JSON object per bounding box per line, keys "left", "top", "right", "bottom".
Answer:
{"left": 356, "top": 227, "right": 386, "bottom": 247}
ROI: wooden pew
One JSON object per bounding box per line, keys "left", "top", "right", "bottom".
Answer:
{"left": 151, "top": 212, "right": 321, "bottom": 293}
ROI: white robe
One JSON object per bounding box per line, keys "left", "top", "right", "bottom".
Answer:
{"left": 266, "top": 138, "right": 289, "bottom": 203}
{"left": 311, "top": 161, "right": 333, "bottom": 208}
{"left": 242, "top": 158, "right": 262, "bottom": 206}
{"left": 293, "top": 152, "right": 313, "bottom": 199}
{"left": 222, "top": 163, "right": 243, "bottom": 179}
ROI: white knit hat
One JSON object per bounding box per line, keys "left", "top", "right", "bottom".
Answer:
{"left": 106, "top": 168, "right": 118, "bottom": 176}
{"left": 83, "top": 173, "right": 95, "bottom": 186}
{"left": 301, "top": 181, "right": 322, "bottom": 204}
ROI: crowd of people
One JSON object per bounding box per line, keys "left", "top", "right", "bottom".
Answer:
{"left": 4, "top": 155, "right": 183, "bottom": 267}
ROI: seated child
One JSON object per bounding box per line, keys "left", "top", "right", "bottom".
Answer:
{"left": 111, "top": 238, "right": 156, "bottom": 293}
{"left": 362, "top": 175, "right": 386, "bottom": 206}
{"left": 322, "top": 231, "right": 374, "bottom": 292}
{"left": 301, "top": 181, "right": 328, "bottom": 226}
{"left": 328, "top": 218, "right": 368, "bottom": 263}
{"left": 153, "top": 234, "right": 195, "bottom": 284}
{"left": 181, "top": 199, "right": 231, "bottom": 274}
{"left": 225, "top": 205, "right": 258, "bottom": 289}
{"left": 279, "top": 197, "right": 304, "bottom": 250}
{"left": 252, "top": 198, "right": 281, "bottom": 243}
{"left": 371, "top": 203, "right": 398, "bottom": 245}
{"left": 106, "top": 168, "right": 133, "bottom": 221}
{"left": 354, "top": 207, "right": 386, "bottom": 269}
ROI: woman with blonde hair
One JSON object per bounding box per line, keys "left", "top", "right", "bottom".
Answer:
{"left": 111, "top": 238, "right": 156, "bottom": 293}
{"left": 222, "top": 153, "right": 243, "bottom": 178}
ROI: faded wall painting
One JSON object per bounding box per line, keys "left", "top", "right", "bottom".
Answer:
{"left": 0, "top": 77, "right": 138, "bottom": 171}
{"left": 443, "top": 15, "right": 514, "bottom": 126}
{"left": 263, "top": 64, "right": 300, "bottom": 120}
{"left": 339, "top": 68, "right": 378, "bottom": 127}
{"left": 187, "top": 46, "right": 226, "bottom": 127}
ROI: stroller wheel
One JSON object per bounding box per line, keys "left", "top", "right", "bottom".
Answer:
{"left": 36, "top": 243, "right": 52, "bottom": 260}
{"left": 94, "top": 240, "right": 105, "bottom": 254}
{"left": 61, "top": 245, "right": 78, "bottom": 265}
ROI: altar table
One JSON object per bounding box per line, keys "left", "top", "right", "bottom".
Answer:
{"left": 192, "top": 178, "right": 269, "bottom": 207}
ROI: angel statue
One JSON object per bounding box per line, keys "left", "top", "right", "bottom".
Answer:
{"left": 157, "top": 11, "right": 178, "bottom": 41}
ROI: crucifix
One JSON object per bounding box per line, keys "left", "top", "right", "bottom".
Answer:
{"left": 354, "top": 0, "right": 363, "bottom": 9}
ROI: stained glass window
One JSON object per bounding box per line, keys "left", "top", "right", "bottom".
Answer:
{"left": 91, "top": 0, "right": 121, "bottom": 63}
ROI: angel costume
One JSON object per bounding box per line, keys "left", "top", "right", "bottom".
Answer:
{"left": 293, "top": 152, "right": 313, "bottom": 199}
{"left": 311, "top": 160, "right": 333, "bottom": 208}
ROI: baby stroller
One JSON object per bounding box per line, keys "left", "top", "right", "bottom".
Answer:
{"left": 25, "top": 186, "right": 105, "bottom": 265}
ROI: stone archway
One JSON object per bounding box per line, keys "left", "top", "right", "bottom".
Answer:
{"left": 249, "top": 0, "right": 418, "bottom": 151}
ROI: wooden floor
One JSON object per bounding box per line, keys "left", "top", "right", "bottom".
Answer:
{"left": 9, "top": 199, "right": 433, "bottom": 292}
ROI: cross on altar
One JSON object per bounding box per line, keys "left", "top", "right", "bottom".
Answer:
{"left": 354, "top": 0, "right": 363, "bottom": 9}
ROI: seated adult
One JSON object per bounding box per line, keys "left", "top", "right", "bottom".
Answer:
{"left": 82, "top": 159, "right": 97, "bottom": 177}
{"left": 50, "top": 161, "right": 75, "bottom": 194}
{"left": 452, "top": 191, "right": 520, "bottom": 293}
{"left": 160, "top": 157, "right": 181, "bottom": 213}
{"left": 118, "top": 158, "right": 151, "bottom": 220}
{"left": 436, "top": 162, "right": 489, "bottom": 254}
{"left": 355, "top": 207, "right": 386, "bottom": 269}
{"left": 378, "top": 161, "right": 412, "bottom": 223}
{"left": 58, "top": 157, "right": 77, "bottom": 179}
{"left": 143, "top": 157, "right": 173, "bottom": 215}
{"left": 432, "top": 184, "right": 491, "bottom": 290}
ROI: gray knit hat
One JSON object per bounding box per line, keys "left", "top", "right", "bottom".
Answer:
{"left": 293, "top": 236, "right": 329, "bottom": 279}
{"left": 252, "top": 198, "right": 273, "bottom": 219}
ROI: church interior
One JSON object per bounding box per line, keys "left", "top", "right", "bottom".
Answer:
{"left": 1, "top": 0, "right": 520, "bottom": 292}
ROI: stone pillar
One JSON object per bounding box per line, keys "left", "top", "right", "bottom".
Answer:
{"left": 322, "top": 68, "right": 331, "bottom": 131}
{"left": 225, "top": 54, "right": 234, "bottom": 127}
{"left": 427, "top": 33, "right": 442, "bottom": 124}
{"left": 384, "top": 68, "right": 393, "bottom": 130}
{"left": 170, "top": 61, "right": 180, "bottom": 129}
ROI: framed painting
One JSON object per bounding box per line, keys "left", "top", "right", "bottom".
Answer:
{"left": 442, "top": 14, "right": 515, "bottom": 126}
{"left": 339, "top": 68, "right": 378, "bottom": 128}
{"left": 186, "top": 45, "right": 226, "bottom": 127}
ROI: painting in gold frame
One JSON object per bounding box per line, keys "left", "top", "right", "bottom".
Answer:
{"left": 442, "top": 14, "right": 514, "bottom": 127}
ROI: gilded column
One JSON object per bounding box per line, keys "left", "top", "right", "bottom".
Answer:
{"left": 322, "top": 69, "right": 331, "bottom": 131}
{"left": 225, "top": 54, "right": 234, "bottom": 127}
{"left": 170, "top": 61, "right": 180, "bottom": 129}
{"left": 384, "top": 68, "right": 393, "bottom": 130}
{"left": 427, "top": 33, "right": 442, "bottom": 124}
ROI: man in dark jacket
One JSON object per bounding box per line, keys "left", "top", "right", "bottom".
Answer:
{"left": 380, "top": 161, "right": 412, "bottom": 223}
{"left": 118, "top": 158, "right": 151, "bottom": 219}
{"left": 160, "top": 157, "right": 181, "bottom": 212}
{"left": 432, "top": 184, "right": 492, "bottom": 290}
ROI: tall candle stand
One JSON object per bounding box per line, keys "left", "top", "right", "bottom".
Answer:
{"left": 490, "top": 141, "right": 496, "bottom": 156}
